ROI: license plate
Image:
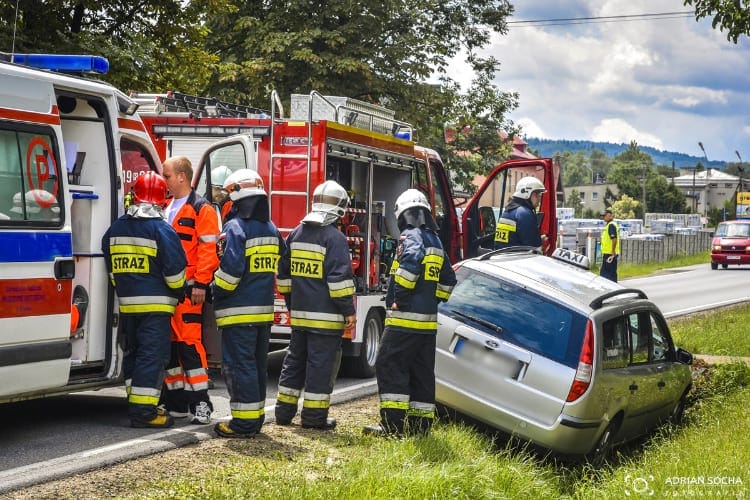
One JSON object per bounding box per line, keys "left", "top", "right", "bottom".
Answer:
{"left": 727, "top": 256, "right": 741, "bottom": 260}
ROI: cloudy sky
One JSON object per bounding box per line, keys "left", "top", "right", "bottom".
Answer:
{"left": 448, "top": 0, "right": 750, "bottom": 163}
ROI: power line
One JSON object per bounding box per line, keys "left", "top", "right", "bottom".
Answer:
{"left": 508, "top": 11, "right": 695, "bottom": 28}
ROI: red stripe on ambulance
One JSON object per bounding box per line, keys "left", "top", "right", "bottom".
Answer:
{"left": 0, "top": 278, "right": 71, "bottom": 318}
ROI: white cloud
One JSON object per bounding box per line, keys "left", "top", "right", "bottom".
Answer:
{"left": 591, "top": 118, "right": 665, "bottom": 149}
{"left": 443, "top": 0, "right": 750, "bottom": 161}
{"left": 517, "top": 118, "right": 546, "bottom": 139}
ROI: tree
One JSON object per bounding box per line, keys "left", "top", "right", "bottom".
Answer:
{"left": 589, "top": 148, "right": 612, "bottom": 183}
{"left": 0, "top": 0, "right": 227, "bottom": 92}
{"left": 557, "top": 151, "right": 589, "bottom": 186}
{"left": 1, "top": 0, "right": 521, "bottom": 190}
{"left": 611, "top": 194, "right": 639, "bottom": 219}
{"left": 568, "top": 188, "right": 584, "bottom": 217}
{"left": 684, "top": 0, "right": 750, "bottom": 43}
{"left": 204, "top": 1, "right": 519, "bottom": 192}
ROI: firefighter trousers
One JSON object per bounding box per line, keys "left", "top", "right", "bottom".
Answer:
{"left": 275, "top": 329, "right": 342, "bottom": 427}
{"left": 375, "top": 327, "right": 437, "bottom": 435}
{"left": 221, "top": 324, "right": 270, "bottom": 434}
{"left": 120, "top": 313, "right": 172, "bottom": 422}
{"left": 162, "top": 298, "right": 211, "bottom": 413}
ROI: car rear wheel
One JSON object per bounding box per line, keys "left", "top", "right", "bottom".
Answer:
{"left": 722, "top": 264, "right": 729, "bottom": 269}
{"left": 710, "top": 262, "right": 718, "bottom": 270}
{"left": 341, "top": 309, "right": 382, "bottom": 378}
{"left": 586, "top": 420, "right": 619, "bottom": 468}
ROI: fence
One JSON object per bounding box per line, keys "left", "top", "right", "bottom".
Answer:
{"left": 574, "top": 230, "right": 714, "bottom": 265}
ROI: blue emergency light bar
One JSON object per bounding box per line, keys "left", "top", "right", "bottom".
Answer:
{"left": 10, "top": 54, "right": 109, "bottom": 74}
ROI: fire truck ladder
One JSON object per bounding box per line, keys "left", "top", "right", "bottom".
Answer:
{"left": 267, "top": 90, "right": 326, "bottom": 232}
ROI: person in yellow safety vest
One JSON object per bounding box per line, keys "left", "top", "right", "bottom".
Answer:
{"left": 600, "top": 208, "right": 620, "bottom": 282}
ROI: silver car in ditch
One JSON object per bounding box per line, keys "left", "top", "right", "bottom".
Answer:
{"left": 435, "top": 247, "right": 693, "bottom": 464}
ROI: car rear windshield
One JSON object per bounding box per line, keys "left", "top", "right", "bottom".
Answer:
{"left": 439, "top": 266, "right": 588, "bottom": 368}
{"left": 716, "top": 222, "right": 750, "bottom": 237}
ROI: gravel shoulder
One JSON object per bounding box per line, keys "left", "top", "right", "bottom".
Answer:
{"left": 2, "top": 395, "right": 380, "bottom": 499}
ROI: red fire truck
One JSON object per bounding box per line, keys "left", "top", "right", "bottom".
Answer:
{"left": 136, "top": 90, "right": 558, "bottom": 377}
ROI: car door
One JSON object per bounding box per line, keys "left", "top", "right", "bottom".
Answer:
{"left": 615, "top": 310, "right": 672, "bottom": 437}
{"left": 436, "top": 265, "right": 581, "bottom": 428}
{"left": 647, "top": 310, "right": 687, "bottom": 422}
{"left": 461, "top": 158, "right": 557, "bottom": 258}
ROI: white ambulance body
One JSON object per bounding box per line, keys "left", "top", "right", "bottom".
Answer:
{"left": 0, "top": 55, "right": 161, "bottom": 403}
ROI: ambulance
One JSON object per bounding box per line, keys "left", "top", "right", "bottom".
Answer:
{"left": 0, "top": 54, "right": 161, "bottom": 403}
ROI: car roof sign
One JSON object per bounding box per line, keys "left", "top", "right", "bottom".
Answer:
{"left": 551, "top": 247, "right": 590, "bottom": 270}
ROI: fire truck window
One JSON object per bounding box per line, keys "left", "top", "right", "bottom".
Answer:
{"left": 120, "top": 139, "right": 157, "bottom": 195}
{"left": 414, "top": 162, "right": 429, "bottom": 195}
{"left": 0, "top": 129, "right": 62, "bottom": 225}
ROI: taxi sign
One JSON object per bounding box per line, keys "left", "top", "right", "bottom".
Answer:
{"left": 551, "top": 247, "right": 590, "bottom": 270}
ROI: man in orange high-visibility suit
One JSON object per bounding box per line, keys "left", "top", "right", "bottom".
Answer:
{"left": 161, "top": 156, "right": 220, "bottom": 424}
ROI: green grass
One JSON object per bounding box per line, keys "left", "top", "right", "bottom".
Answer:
{"left": 670, "top": 302, "right": 750, "bottom": 357}
{"left": 124, "top": 305, "right": 750, "bottom": 500}
{"left": 590, "top": 251, "right": 710, "bottom": 279}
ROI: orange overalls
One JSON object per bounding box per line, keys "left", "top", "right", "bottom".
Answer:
{"left": 162, "top": 190, "right": 220, "bottom": 414}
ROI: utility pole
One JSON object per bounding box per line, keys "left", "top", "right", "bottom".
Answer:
{"left": 737, "top": 150, "right": 744, "bottom": 192}
{"left": 698, "top": 142, "right": 709, "bottom": 217}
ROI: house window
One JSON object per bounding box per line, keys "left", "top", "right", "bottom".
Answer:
{"left": 579, "top": 192, "right": 585, "bottom": 201}
{"left": 591, "top": 192, "right": 599, "bottom": 201}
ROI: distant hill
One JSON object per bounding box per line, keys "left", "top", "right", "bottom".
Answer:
{"left": 524, "top": 138, "right": 726, "bottom": 170}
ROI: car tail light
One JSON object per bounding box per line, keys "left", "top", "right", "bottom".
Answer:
{"left": 566, "top": 319, "right": 594, "bottom": 402}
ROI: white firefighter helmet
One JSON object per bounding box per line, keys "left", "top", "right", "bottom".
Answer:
{"left": 211, "top": 165, "right": 233, "bottom": 187}
{"left": 513, "top": 176, "right": 546, "bottom": 200}
{"left": 394, "top": 188, "right": 430, "bottom": 220}
{"left": 223, "top": 169, "right": 267, "bottom": 201}
{"left": 302, "top": 180, "right": 349, "bottom": 226}
{"left": 11, "top": 189, "right": 61, "bottom": 216}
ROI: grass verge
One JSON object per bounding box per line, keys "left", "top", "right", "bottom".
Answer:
{"left": 590, "top": 251, "right": 710, "bottom": 279}
{"left": 121, "top": 319, "right": 750, "bottom": 499}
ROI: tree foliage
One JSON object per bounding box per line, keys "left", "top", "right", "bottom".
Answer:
{"left": 205, "top": 0, "right": 518, "bottom": 192}
{"left": 611, "top": 194, "right": 639, "bottom": 219}
{"left": 0, "top": 0, "right": 521, "bottom": 190}
{"left": 684, "top": 0, "right": 750, "bottom": 43}
{"left": 0, "top": 0, "right": 227, "bottom": 92}
{"left": 608, "top": 141, "right": 687, "bottom": 217}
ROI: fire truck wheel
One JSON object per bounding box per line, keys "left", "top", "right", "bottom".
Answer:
{"left": 341, "top": 309, "right": 383, "bottom": 378}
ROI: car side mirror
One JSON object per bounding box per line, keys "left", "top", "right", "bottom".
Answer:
{"left": 675, "top": 347, "right": 693, "bottom": 365}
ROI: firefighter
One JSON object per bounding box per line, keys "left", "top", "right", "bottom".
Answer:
{"left": 161, "top": 156, "right": 220, "bottom": 425}
{"left": 212, "top": 169, "right": 284, "bottom": 438}
{"left": 494, "top": 176, "right": 547, "bottom": 250}
{"left": 101, "top": 172, "right": 187, "bottom": 428}
{"left": 274, "top": 180, "right": 356, "bottom": 430}
{"left": 364, "top": 189, "right": 456, "bottom": 437}
{"left": 210, "top": 165, "right": 234, "bottom": 223}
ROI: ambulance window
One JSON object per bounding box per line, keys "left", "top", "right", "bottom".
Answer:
{"left": 121, "top": 139, "right": 157, "bottom": 195}
{"left": 0, "top": 128, "right": 62, "bottom": 226}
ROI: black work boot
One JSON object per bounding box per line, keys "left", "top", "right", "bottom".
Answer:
{"left": 302, "top": 417, "right": 337, "bottom": 430}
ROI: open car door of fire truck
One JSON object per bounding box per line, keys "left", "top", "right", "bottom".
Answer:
{"left": 462, "top": 158, "right": 558, "bottom": 258}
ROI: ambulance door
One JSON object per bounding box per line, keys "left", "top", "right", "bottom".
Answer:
{"left": 462, "top": 158, "right": 557, "bottom": 258}
{"left": 0, "top": 121, "right": 74, "bottom": 398}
